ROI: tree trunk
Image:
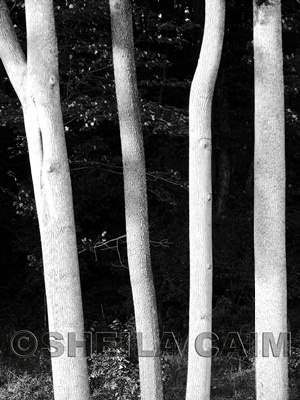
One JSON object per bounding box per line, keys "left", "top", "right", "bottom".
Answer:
{"left": 253, "top": 1, "right": 288, "bottom": 399}
{"left": 109, "top": 1, "right": 163, "bottom": 399}
{"left": 0, "top": 1, "right": 90, "bottom": 399}
{"left": 186, "top": 1, "right": 225, "bottom": 399}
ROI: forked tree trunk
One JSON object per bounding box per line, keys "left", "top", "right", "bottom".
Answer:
{"left": 0, "top": 1, "right": 90, "bottom": 399}
{"left": 186, "top": 1, "right": 225, "bottom": 399}
{"left": 109, "top": 1, "right": 163, "bottom": 399}
{"left": 253, "top": 1, "right": 288, "bottom": 399}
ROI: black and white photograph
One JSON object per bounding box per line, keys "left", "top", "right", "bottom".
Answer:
{"left": 0, "top": 0, "right": 299, "bottom": 399}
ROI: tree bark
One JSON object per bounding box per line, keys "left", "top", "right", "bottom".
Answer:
{"left": 253, "top": 1, "right": 288, "bottom": 399}
{"left": 109, "top": 1, "right": 163, "bottom": 399}
{"left": 0, "top": 1, "right": 90, "bottom": 399}
{"left": 186, "top": 1, "right": 225, "bottom": 399}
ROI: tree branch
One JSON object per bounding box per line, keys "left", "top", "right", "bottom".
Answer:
{"left": 0, "top": 0, "right": 27, "bottom": 102}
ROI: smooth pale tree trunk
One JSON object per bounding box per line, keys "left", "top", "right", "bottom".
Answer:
{"left": 253, "top": 1, "right": 288, "bottom": 399}
{"left": 186, "top": 1, "right": 225, "bottom": 399}
{"left": 0, "top": 1, "right": 90, "bottom": 399}
{"left": 109, "top": 1, "right": 163, "bottom": 399}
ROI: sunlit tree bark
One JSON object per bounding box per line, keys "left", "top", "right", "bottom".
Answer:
{"left": 0, "top": 1, "right": 90, "bottom": 399}
{"left": 253, "top": 1, "right": 288, "bottom": 399}
{"left": 186, "top": 1, "right": 225, "bottom": 399}
{"left": 109, "top": 0, "right": 163, "bottom": 399}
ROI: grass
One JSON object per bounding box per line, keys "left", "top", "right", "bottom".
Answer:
{"left": 0, "top": 347, "right": 299, "bottom": 399}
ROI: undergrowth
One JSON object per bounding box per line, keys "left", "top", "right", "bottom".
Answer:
{"left": 0, "top": 328, "right": 299, "bottom": 399}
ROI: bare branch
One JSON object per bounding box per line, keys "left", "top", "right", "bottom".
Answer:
{"left": 0, "top": 0, "right": 26, "bottom": 101}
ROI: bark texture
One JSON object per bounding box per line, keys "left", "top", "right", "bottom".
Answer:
{"left": 0, "top": 1, "right": 90, "bottom": 399}
{"left": 253, "top": 1, "right": 288, "bottom": 399}
{"left": 109, "top": 0, "right": 163, "bottom": 399}
{"left": 186, "top": 1, "right": 225, "bottom": 399}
